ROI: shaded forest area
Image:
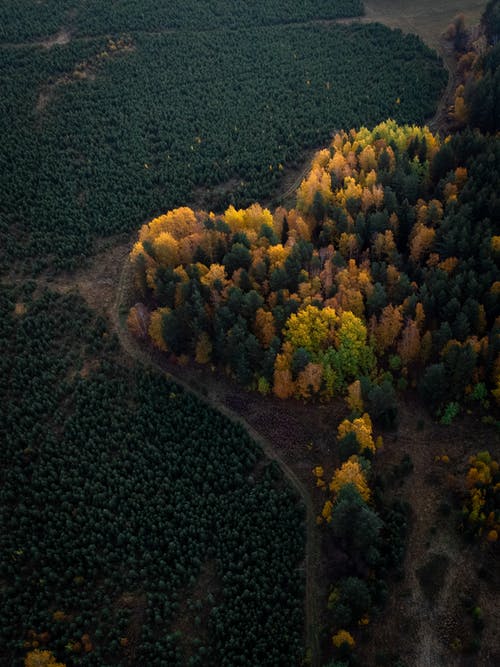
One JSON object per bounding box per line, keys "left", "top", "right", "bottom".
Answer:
{"left": 0, "top": 0, "right": 364, "bottom": 43}
{"left": 0, "top": 285, "right": 305, "bottom": 666}
{"left": 1, "top": 1, "right": 499, "bottom": 666}
{"left": 1, "top": 12, "right": 445, "bottom": 270}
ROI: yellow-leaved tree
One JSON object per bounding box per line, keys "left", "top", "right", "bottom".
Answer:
{"left": 329, "top": 456, "right": 371, "bottom": 501}
{"left": 273, "top": 341, "right": 295, "bottom": 399}
{"left": 148, "top": 307, "right": 170, "bottom": 351}
{"left": 153, "top": 231, "right": 180, "bottom": 268}
{"left": 25, "top": 650, "right": 66, "bottom": 667}
{"left": 253, "top": 308, "right": 276, "bottom": 349}
{"left": 284, "top": 305, "right": 337, "bottom": 354}
{"left": 332, "top": 629, "right": 355, "bottom": 649}
{"left": 337, "top": 413, "right": 376, "bottom": 454}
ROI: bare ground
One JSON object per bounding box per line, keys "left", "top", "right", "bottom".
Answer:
{"left": 363, "top": 0, "right": 487, "bottom": 50}
{"left": 40, "top": 28, "right": 72, "bottom": 49}
{"left": 356, "top": 403, "right": 500, "bottom": 667}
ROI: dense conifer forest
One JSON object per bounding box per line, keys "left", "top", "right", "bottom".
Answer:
{"left": 0, "top": 11, "right": 445, "bottom": 270}
{"left": 1, "top": 1, "right": 499, "bottom": 666}
{"left": 0, "top": 286, "right": 305, "bottom": 666}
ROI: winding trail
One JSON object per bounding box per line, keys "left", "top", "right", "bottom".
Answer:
{"left": 113, "top": 255, "right": 322, "bottom": 665}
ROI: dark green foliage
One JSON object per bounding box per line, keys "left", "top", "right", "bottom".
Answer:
{"left": 466, "top": 58, "right": 500, "bottom": 134}
{"left": 292, "top": 347, "right": 313, "bottom": 378}
{"left": 0, "top": 19, "right": 445, "bottom": 270}
{"left": 483, "top": 0, "right": 500, "bottom": 43}
{"left": 223, "top": 243, "right": 252, "bottom": 276}
{"left": 366, "top": 380, "right": 398, "bottom": 428}
{"left": 330, "top": 484, "right": 383, "bottom": 566}
{"left": 366, "top": 282, "right": 388, "bottom": 316}
{"left": 419, "top": 341, "right": 478, "bottom": 413}
{"left": 0, "top": 1, "right": 365, "bottom": 43}
{"left": 0, "top": 287, "right": 305, "bottom": 666}
{"left": 330, "top": 577, "right": 371, "bottom": 626}
{"left": 419, "top": 363, "right": 448, "bottom": 411}
{"left": 378, "top": 500, "right": 410, "bottom": 578}
{"left": 338, "top": 432, "right": 360, "bottom": 462}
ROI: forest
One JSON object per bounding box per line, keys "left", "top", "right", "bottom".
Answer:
{"left": 0, "top": 16, "right": 445, "bottom": 270}
{"left": 1, "top": 0, "right": 499, "bottom": 666}
{"left": 129, "top": 120, "right": 500, "bottom": 419}
{"left": 0, "top": 1, "right": 364, "bottom": 43}
{"left": 0, "top": 285, "right": 305, "bottom": 666}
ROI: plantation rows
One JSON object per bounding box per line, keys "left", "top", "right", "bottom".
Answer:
{"left": 0, "top": 286, "right": 305, "bottom": 666}
{"left": 0, "top": 0, "right": 364, "bottom": 43}
{"left": 0, "top": 22, "right": 446, "bottom": 270}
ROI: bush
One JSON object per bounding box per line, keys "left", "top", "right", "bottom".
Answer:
{"left": 338, "top": 432, "right": 360, "bottom": 462}
{"left": 367, "top": 380, "right": 398, "bottom": 428}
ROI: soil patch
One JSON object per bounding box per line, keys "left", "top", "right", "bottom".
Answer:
{"left": 417, "top": 553, "right": 450, "bottom": 603}
{"left": 116, "top": 590, "right": 147, "bottom": 664}
{"left": 170, "top": 561, "right": 221, "bottom": 661}
{"left": 40, "top": 28, "right": 71, "bottom": 49}
{"left": 363, "top": 0, "right": 487, "bottom": 50}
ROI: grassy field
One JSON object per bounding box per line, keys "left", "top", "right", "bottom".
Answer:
{"left": 363, "top": 0, "right": 487, "bottom": 48}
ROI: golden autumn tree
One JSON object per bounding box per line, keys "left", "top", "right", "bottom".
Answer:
{"left": 336, "top": 310, "right": 374, "bottom": 382}
{"left": 145, "top": 206, "right": 197, "bottom": 241}
{"left": 153, "top": 232, "right": 180, "bottom": 268}
{"left": 410, "top": 224, "right": 436, "bottom": 263}
{"left": 224, "top": 203, "right": 273, "bottom": 235}
{"left": 25, "top": 651, "right": 66, "bottom": 667}
{"left": 358, "top": 144, "right": 377, "bottom": 172}
{"left": 336, "top": 176, "right": 363, "bottom": 211}
{"left": 273, "top": 341, "right": 295, "bottom": 399}
{"left": 329, "top": 456, "right": 371, "bottom": 501}
{"left": 284, "top": 305, "right": 337, "bottom": 354}
{"left": 372, "top": 230, "right": 396, "bottom": 261}
{"left": 148, "top": 307, "right": 170, "bottom": 351}
{"left": 127, "top": 305, "right": 149, "bottom": 340}
{"left": 286, "top": 208, "right": 311, "bottom": 241}
{"left": 398, "top": 318, "right": 421, "bottom": 366}
{"left": 464, "top": 451, "right": 500, "bottom": 539}
{"left": 296, "top": 162, "right": 333, "bottom": 215}
{"left": 254, "top": 307, "right": 276, "bottom": 349}
{"left": 338, "top": 232, "right": 359, "bottom": 260}
{"left": 328, "top": 150, "right": 352, "bottom": 180}
{"left": 370, "top": 304, "right": 403, "bottom": 355}
{"left": 332, "top": 629, "right": 355, "bottom": 649}
{"left": 267, "top": 243, "right": 290, "bottom": 270}
{"left": 337, "top": 413, "right": 376, "bottom": 454}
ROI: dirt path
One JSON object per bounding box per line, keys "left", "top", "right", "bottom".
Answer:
{"left": 113, "top": 255, "right": 322, "bottom": 665}
{"left": 356, "top": 401, "right": 500, "bottom": 667}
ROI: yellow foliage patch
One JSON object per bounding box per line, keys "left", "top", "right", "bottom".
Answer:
{"left": 337, "top": 413, "right": 375, "bottom": 454}
{"left": 329, "top": 456, "right": 371, "bottom": 501}
{"left": 25, "top": 650, "right": 66, "bottom": 667}
{"left": 332, "top": 629, "right": 355, "bottom": 648}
